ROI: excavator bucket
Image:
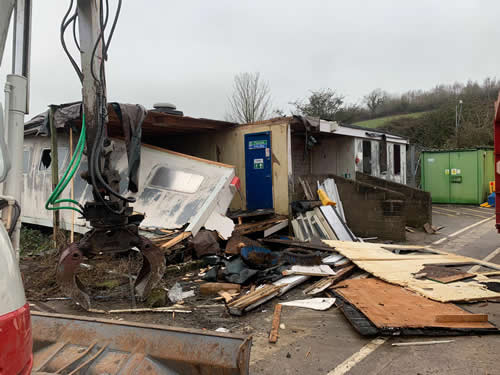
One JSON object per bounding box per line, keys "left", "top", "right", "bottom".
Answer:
{"left": 31, "top": 311, "right": 252, "bottom": 374}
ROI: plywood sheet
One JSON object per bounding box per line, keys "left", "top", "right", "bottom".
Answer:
{"left": 335, "top": 278, "right": 495, "bottom": 329}
{"left": 323, "top": 240, "right": 500, "bottom": 302}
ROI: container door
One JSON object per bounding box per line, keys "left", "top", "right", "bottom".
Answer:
{"left": 422, "top": 152, "right": 450, "bottom": 203}
{"left": 244, "top": 132, "right": 273, "bottom": 211}
{"left": 449, "top": 150, "right": 478, "bottom": 204}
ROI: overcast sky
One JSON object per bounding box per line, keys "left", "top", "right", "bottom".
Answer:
{"left": 1, "top": 0, "right": 499, "bottom": 121}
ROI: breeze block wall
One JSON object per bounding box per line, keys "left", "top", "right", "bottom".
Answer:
{"left": 296, "top": 174, "right": 406, "bottom": 241}
{"left": 356, "top": 172, "right": 432, "bottom": 227}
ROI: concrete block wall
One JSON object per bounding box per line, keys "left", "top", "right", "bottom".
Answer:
{"left": 356, "top": 172, "right": 432, "bottom": 227}
{"left": 296, "top": 174, "right": 406, "bottom": 241}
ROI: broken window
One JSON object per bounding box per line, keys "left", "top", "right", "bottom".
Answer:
{"left": 148, "top": 166, "right": 204, "bottom": 193}
{"left": 394, "top": 144, "right": 401, "bottom": 175}
{"left": 39, "top": 147, "right": 69, "bottom": 172}
{"left": 379, "top": 135, "right": 387, "bottom": 173}
{"left": 362, "top": 140, "right": 372, "bottom": 174}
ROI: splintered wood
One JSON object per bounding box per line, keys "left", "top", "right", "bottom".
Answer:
{"left": 159, "top": 231, "right": 192, "bottom": 250}
{"left": 269, "top": 304, "right": 282, "bottom": 343}
{"left": 234, "top": 217, "right": 288, "bottom": 236}
{"left": 323, "top": 240, "right": 500, "bottom": 303}
{"left": 334, "top": 278, "right": 495, "bottom": 330}
{"left": 227, "top": 285, "right": 281, "bottom": 315}
{"left": 303, "top": 265, "right": 356, "bottom": 295}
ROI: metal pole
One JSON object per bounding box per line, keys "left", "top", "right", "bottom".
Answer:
{"left": 3, "top": 74, "right": 27, "bottom": 259}
{"left": 410, "top": 145, "right": 416, "bottom": 187}
{"left": 1, "top": 0, "right": 31, "bottom": 260}
{"left": 77, "top": 0, "right": 105, "bottom": 172}
{"left": 70, "top": 127, "right": 75, "bottom": 242}
{"left": 0, "top": 0, "right": 15, "bottom": 67}
{"left": 49, "top": 105, "right": 60, "bottom": 247}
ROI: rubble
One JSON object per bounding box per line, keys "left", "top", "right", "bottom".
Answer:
{"left": 22, "top": 175, "right": 500, "bottom": 343}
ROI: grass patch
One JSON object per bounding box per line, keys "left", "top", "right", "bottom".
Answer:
{"left": 20, "top": 226, "right": 54, "bottom": 256}
{"left": 353, "top": 111, "right": 430, "bottom": 128}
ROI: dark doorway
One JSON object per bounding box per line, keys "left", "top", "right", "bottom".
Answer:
{"left": 363, "top": 140, "right": 372, "bottom": 174}
{"left": 394, "top": 144, "right": 401, "bottom": 175}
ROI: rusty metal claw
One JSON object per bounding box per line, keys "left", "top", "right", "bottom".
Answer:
{"left": 57, "top": 230, "right": 166, "bottom": 310}
{"left": 135, "top": 237, "right": 166, "bottom": 299}
{"left": 56, "top": 243, "right": 91, "bottom": 310}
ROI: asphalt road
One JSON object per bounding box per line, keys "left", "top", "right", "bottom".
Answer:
{"left": 251, "top": 205, "right": 500, "bottom": 375}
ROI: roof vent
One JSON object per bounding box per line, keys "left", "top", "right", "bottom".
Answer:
{"left": 153, "top": 102, "right": 183, "bottom": 116}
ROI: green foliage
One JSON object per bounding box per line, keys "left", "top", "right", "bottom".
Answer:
{"left": 379, "top": 83, "right": 496, "bottom": 149}
{"left": 354, "top": 112, "right": 429, "bottom": 128}
{"left": 20, "top": 226, "right": 53, "bottom": 256}
{"left": 294, "top": 77, "right": 498, "bottom": 149}
{"left": 292, "top": 89, "right": 345, "bottom": 121}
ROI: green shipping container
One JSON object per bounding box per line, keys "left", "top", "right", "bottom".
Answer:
{"left": 421, "top": 148, "right": 494, "bottom": 204}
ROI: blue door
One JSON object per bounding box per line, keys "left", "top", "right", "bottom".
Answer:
{"left": 245, "top": 132, "right": 273, "bottom": 210}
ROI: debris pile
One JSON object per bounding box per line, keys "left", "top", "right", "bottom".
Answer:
{"left": 293, "top": 178, "right": 356, "bottom": 241}
{"left": 25, "top": 176, "right": 500, "bottom": 342}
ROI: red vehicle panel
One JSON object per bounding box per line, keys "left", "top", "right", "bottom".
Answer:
{"left": 495, "top": 93, "right": 500, "bottom": 232}
{"left": 0, "top": 302, "right": 33, "bottom": 375}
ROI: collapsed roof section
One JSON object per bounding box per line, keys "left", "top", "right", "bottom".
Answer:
{"left": 24, "top": 102, "right": 236, "bottom": 146}
{"left": 22, "top": 103, "right": 238, "bottom": 238}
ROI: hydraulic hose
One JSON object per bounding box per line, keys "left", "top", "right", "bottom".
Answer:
{"left": 45, "top": 114, "right": 86, "bottom": 216}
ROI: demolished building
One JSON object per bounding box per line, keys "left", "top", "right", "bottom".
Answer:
{"left": 21, "top": 103, "right": 239, "bottom": 237}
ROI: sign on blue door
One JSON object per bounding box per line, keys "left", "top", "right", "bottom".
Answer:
{"left": 245, "top": 132, "right": 273, "bottom": 210}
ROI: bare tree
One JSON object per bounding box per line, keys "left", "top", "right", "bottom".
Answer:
{"left": 292, "top": 89, "right": 344, "bottom": 121}
{"left": 226, "top": 72, "right": 272, "bottom": 124}
{"left": 364, "top": 89, "right": 387, "bottom": 117}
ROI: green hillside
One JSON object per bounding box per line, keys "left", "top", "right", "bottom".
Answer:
{"left": 353, "top": 111, "right": 430, "bottom": 128}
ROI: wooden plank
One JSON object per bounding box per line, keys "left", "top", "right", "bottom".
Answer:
{"left": 264, "top": 219, "right": 289, "bottom": 237}
{"left": 160, "top": 231, "right": 192, "bottom": 250}
{"left": 435, "top": 314, "right": 488, "bottom": 323}
{"left": 268, "top": 304, "right": 282, "bottom": 343}
{"left": 334, "top": 278, "right": 495, "bottom": 329}
{"left": 218, "top": 291, "right": 236, "bottom": 303}
{"left": 227, "top": 208, "right": 275, "bottom": 220}
{"left": 419, "top": 265, "right": 475, "bottom": 284}
{"left": 283, "top": 265, "right": 335, "bottom": 277}
{"left": 430, "top": 273, "right": 475, "bottom": 284}
{"left": 303, "top": 264, "right": 356, "bottom": 295}
{"left": 299, "top": 177, "right": 314, "bottom": 200}
{"left": 227, "top": 285, "right": 283, "bottom": 315}
{"left": 235, "top": 218, "right": 287, "bottom": 235}
{"left": 260, "top": 238, "right": 337, "bottom": 252}
{"left": 200, "top": 283, "right": 241, "bottom": 295}
{"left": 392, "top": 340, "right": 454, "bottom": 347}
{"left": 323, "top": 240, "right": 500, "bottom": 303}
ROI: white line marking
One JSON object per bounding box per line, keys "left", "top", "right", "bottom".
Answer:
{"left": 432, "top": 216, "right": 495, "bottom": 245}
{"left": 392, "top": 340, "right": 454, "bottom": 347}
{"left": 433, "top": 207, "right": 459, "bottom": 214}
{"left": 432, "top": 237, "right": 448, "bottom": 245}
{"left": 326, "top": 337, "right": 388, "bottom": 375}
{"left": 462, "top": 207, "right": 492, "bottom": 214}
{"left": 469, "top": 247, "right": 500, "bottom": 273}
{"left": 448, "top": 216, "right": 495, "bottom": 237}
{"left": 432, "top": 210, "right": 455, "bottom": 217}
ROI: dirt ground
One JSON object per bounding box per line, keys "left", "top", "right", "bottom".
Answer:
{"left": 21, "top": 250, "right": 292, "bottom": 335}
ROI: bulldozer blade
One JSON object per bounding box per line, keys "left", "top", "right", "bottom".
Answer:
{"left": 56, "top": 243, "right": 91, "bottom": 310}
{"left": 31, "top": 311, "right": 252, "bottom": 374}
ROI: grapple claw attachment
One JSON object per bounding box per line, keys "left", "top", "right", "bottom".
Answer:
{"left": 56, "top": 243, "right": 91, "bottom": 310}
{"left": 135, "top": 237, "right": 166, "bottom": 299}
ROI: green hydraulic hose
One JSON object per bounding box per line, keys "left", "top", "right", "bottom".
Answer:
{"left": 45, "top": 113, "right": 86, "bottom": 215}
